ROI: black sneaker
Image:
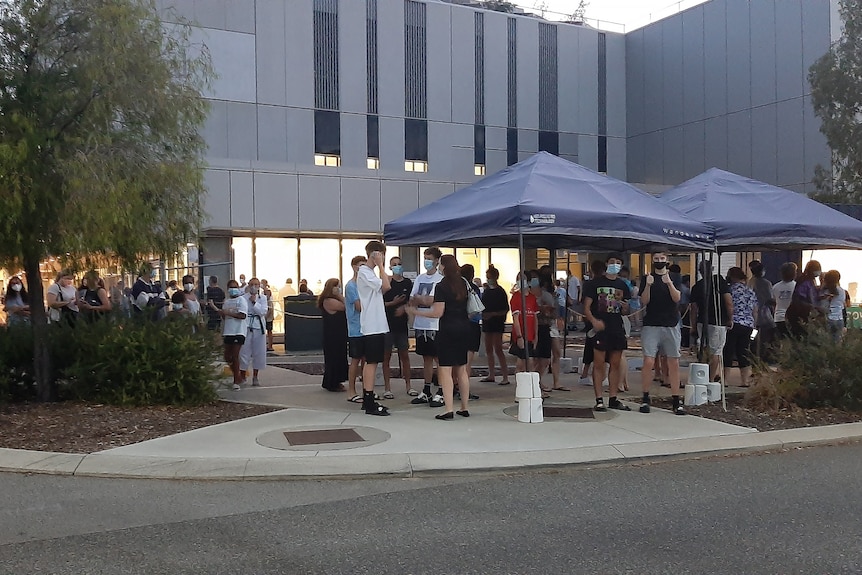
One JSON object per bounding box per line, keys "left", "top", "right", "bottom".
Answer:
{"left": 365, "top": 402, "right": 390, "bottom": 416}
{"left": 594, "top": 401, "right": 607, "bottom": 412}
{"left": 639, "top": 401, "right": 651, "bottom": 414}
{"left": 429, "top": 393, "right": 445, "bottom": 408}
{"left": 608, "top": 399, "right": 631, "bottom": 411}
{"left": 674, "top": 404, "right": 686, "bottom": 415}
{"left": 410, "top": 392, "right": 429, "bottom": 404}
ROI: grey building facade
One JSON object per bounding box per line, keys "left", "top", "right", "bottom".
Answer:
{"left": 157, "top": 0, "right": 837, "bottom": 294}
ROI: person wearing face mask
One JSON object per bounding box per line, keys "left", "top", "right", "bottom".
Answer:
{"left": 181, "top": 275, "right": 201, "bottom": 319}
{"left": 383, "top": 256, "right": 413, "bottom": 398}
{"left": 167, "top": 291, "right": 192, "bottom": 322}
{"left": 318, "top": 278, "right": 349, "bottom": 392}
{"left": 4, "top": 276, "right": 30, "bottom": 327}
{"left": 47, "top": 271, "right": 80, "bottom": 326}
{"left": 480, "top": 264, "right": 510, "bottom": 385}
{"left": 690, "top": 260, "right": 733, "bottom": 382}
{"left": 131, "top": 266, "right": 163, "bottom": 318}
{"left": 583, "top": 254, "right": 631, "bottom": 412}
{"left": 638, "top": 251, "right": 685, "bottom": 415}
{"left": 239, "top": 277, "right": 268, "bottom": 387}
{"left": 786, "top": 259, "right": 825, "bottom": 338}
{"left": 219, "top": 280, "right": 248, "bottom": 390}
{"left": 509, "top": 270, "right": 540, "bottom": 377}
{"left": 410, "top": 246, "right": 445, "bottom": 407}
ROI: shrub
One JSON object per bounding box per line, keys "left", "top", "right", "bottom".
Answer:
{"left": 748, "top": 327, "right": 862, "bottom": 411}
{"left": 62, "top": 315, "right": 220, "bottom": 406}
{"left": 0, "top": 315, "right": 220, "bottom": 406}
{"left": 0, "top": 324, "right": 37, "bottom": 403}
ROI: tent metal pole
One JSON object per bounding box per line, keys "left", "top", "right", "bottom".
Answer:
{"left": 519, "top": 230, "right": 530, "bottom": 366}
{"left": 716, "top": 248, "right": 727, "bottom": 412}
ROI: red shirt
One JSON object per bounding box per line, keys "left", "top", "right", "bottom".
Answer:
{"left": 509, "top": 291, "right": 538, "bottom": 341}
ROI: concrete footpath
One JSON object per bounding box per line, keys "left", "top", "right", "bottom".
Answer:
{"left": 3, "top": 349, "right": 862, "bottom": 480}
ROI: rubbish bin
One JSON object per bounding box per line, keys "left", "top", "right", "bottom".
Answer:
{"left": 283, "top": 296, "right": 323, "bottom": 351}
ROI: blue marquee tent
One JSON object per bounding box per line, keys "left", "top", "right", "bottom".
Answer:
{"left": 659, "top": 168, "right": 862, "bottom": 250}
{"left": 383, "top": 152, "right": 714, "bottom": 252}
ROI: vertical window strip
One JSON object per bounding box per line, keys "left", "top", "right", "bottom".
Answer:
{"left": 507, "top": 17, "right": 517, "bottom": 128}
{"left": 474, "top": 12, "right": 484, "bottom": 126}
{"left": 538, "top": 23, "right": 558, "bottom": 132}
{"left": 598, "top": 32, "right": 607, "bottom": 136}
{"left": 313, "top": 0, "right": 339, "bottom": 111}
{"left": 366, "top": 0, "right": 378, "bottom": 114}
{"left": 404, "top": 0, "right": 427, "bottom": 119}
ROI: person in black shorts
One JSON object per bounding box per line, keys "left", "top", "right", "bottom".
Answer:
{"left": 480, "top": 264, "right": 510, "bottom": 385}
{"left": 579, "top": 260, "right": 606, "bottom": 386}
{"left": 383, "top": 256, "right": 413, "bottom": 398}
{"left": 583, "top": 254, "right": 631, "bottom": 412}
{"left": 408, "top": 254, "right": 472, "bottom": 420}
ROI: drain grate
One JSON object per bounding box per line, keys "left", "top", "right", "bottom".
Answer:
{"left": 283, "top": 428, "right": 364, "bottom": 446}
{"left": 542, "top": 406, "right": 596, "bottom": 419}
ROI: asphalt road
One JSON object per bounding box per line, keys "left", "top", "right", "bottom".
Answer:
{"left": 3, "top": 443, "right": 861, "bottom": 574}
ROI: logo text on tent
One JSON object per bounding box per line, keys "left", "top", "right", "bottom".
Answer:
{"left": 530, "top": 214, "right": 556, "bottom": 224}
{"left": 662, "top": 227, "right": 712, "bottom": 240}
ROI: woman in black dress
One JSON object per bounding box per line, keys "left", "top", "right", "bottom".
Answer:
{"left": 318, "top": 278, "right": 348, "bottom": 392}
{"left": 408, "top": 254, "right": 471, "bottom": 420}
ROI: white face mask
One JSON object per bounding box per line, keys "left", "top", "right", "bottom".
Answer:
{"left": 249, "top": 286, "right": 260, "bottom": 294}
{"left": 183, "top": 283, "right": 194, "bottom": 292}
{"left": 172, "top": 303, "right": 184, "bottom": 311}
{"left": 10, "top": 283, "right": 22, "bottom": 292}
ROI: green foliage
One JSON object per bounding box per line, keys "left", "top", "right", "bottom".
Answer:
{"left": 808, "top": 0, "right": 862, "bottom": 202}
{"left": 62, "top": 316, "right": 220, "bottom": 406}
{"left": 482, "top": 1, "right": 518, "bottom": 14}
{"left": 749, "top": 327, "right": 862, "bottom": 412}
{"left": 0, "top": 316, "right": 220, "bottom": 406}
{"left": 0, "top": 0, "right": 213, "bottom": 400}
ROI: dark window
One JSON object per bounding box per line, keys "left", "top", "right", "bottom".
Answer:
{"left": 404, "top": 1, "right": 427, "bottom": 119}
{"left": 313, "top": 0, "right": 339, "bottom": 111}
{"left": 367, "top": 115, "right": 379, "bottom": 158}
{"left": 538, "top": 23, "right": 558, "bottom": 132}
{"left": 507, "top": 127, "right": 518, "bottom": 166}
{"left": 315, "top": 110, "right": 341, "bottom": 155}
{"left": 405, "top": 118, "right": 428, "bottom": 161}
{"left": 507, "top": 17, "right": 517, "bottom": 127}
{"left": 366, "top": 0, "right": 378, "bottom": 114}
{"left": 598, "top": 135, "right": 607, "bottom": 173}
{"left": 538, "top": 131, "right": 559, "bottom": 156}
{"left": 474, "top": 12, "right": 484, "bottom": 125}
{"left": 598, "top": 32, "right": 607, "bottom": 136}
{"left": 474, "top": 124, "right": 486, "bottom": 165}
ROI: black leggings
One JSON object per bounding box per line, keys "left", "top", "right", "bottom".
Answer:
{"left": 723, "top": 324, "right": 753, "bottom": 368}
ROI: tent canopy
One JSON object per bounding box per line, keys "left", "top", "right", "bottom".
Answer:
{"left": 384, "top": 152, "right": 714, "bottom": 252}
{"left": 659, "top": 168, "right": 862, "bottom": 250}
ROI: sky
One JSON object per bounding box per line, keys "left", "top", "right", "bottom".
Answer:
{"left": 515, "top": 0, "right": 710, "bottom": 31}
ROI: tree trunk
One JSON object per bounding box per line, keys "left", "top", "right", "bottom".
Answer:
{"left": 24, "top": 256, "right": 54, "bottom": 402}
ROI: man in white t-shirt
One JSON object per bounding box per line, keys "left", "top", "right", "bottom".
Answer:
{"left": 409, "top": 246, "right": 445, "bottom": 407}
{"left": 357, "top": 240, "right": 392, "bottom": 416}
{"left": 773, "top": 262, "right": 798, "bottom": 339}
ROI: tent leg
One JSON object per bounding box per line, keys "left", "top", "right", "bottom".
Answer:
{"left": 518, "top": 231, "right": 530, "bottom": 367}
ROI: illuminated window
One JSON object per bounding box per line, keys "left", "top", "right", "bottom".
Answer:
{"left": 314, "top": 154, "right": 341, "bottom": 167}
{"left": 367, "top": 157, "right": 380, "bottom": 170}
{"left": 474, "top": 164, "right": 486, "bottom": 176}
{"left": 405, "top": 160, "right": 428, "bottom": 173}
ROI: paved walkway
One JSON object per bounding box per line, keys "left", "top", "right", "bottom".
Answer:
{"left": 4, "top": 345, "right": 862, "bottom": 479}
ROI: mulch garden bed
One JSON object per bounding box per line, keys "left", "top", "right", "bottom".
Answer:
{"left": 0, "top": 401, "right": 280, "bottom": 454}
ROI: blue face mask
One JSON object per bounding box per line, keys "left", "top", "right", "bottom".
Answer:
{"left": 529, "top": 278, "right": 540, "bottom": 288}
{"left": 606, "top": 263, "right": 622, "bottom": 275}
{"left": 228, "top": 287, "right": 242, "bottom": 297}
{"left": 392, "top": 265, "right": 403, "bottom": 275}
{"left": 423, "top": 259, "right": 435, "bottom": 271}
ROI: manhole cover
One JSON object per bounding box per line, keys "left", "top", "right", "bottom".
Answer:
{"left": 283, "top": 428, "right": 364, "bottom": 446}
{"left": 256, "top": 425, "right": 391, "bottom": 452}
{"left": 542, "top": 406, "right": 595, "bottom": 419}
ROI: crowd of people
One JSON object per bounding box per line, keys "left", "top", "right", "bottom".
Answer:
{"left": 1, "top": 252, "right": 853, "bottom": 415}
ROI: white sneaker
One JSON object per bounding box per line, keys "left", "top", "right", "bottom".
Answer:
{"left": 232, "top": 383, "right": 241, "bottom": 391}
